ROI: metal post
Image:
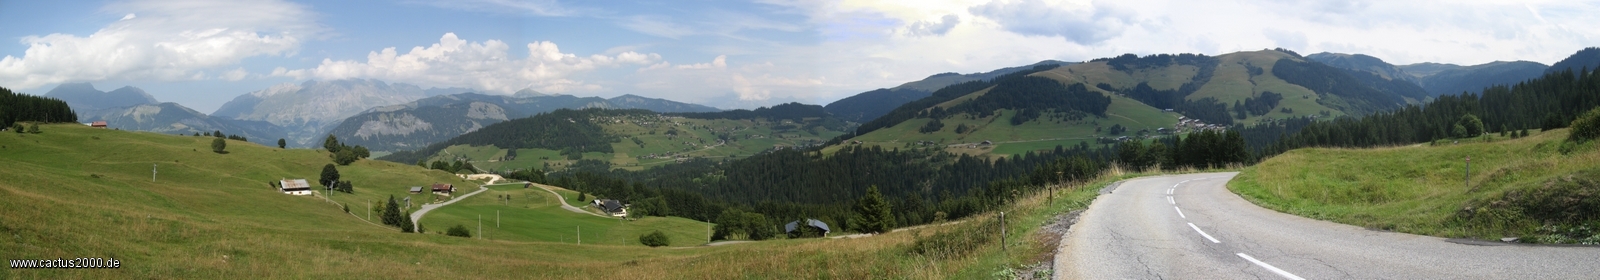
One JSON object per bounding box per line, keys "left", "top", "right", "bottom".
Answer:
{"left": 478, "top": 215, "right": 482, "bottom": 240}
{"left": 1001, "top": 211, "right": 1007, "bottom": 253}
{"left": 497, "top": 210, "right": 500, "bottom": 228}
{"left": 577, "top": 226, "right": 581, "bottom": 245}
{"left": 1465, "top": 156, "right": 1471, "bottom": 190}
{"left": 152, "top": 164, "right": 157, "bottom": 182}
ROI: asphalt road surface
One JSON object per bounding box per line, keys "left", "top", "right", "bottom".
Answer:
{"left": 1058, "top": 172, "right": 1600, "bottom": 279}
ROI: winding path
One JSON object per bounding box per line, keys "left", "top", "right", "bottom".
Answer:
{"left": 528, "top": 182, "right": 607, "bottom": 218}
{"left": 1058, "top": 172, "right": 1600, "bottom": 279}
{"left": 409, "top": 184, "right": 490, "bottom": 232}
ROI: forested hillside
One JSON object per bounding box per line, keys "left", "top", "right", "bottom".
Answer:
{"left": 1242, "top": 67, "right": 1600, "bottom": 156}
{"left": 378, "top": 108, "right": 625, "bottom": 164}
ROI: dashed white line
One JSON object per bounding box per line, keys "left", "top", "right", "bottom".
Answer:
{"left": 1167, "top": 196, "right": 1175, "bottom": 204}
{"left": 1174, "top": 206, "right": 1186, "bottom": 219}
{"left": 1236, "top": 253, "right": 1306, "bottom": 280}
{"left": 1188, "top": 222, "right": 1221, "bottom": 243}
{"left": 1166, "top": 188, "right": 1174, "bottom": 195}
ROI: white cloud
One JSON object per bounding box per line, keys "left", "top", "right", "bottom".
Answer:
{"left": 280, "top": 33, "right": 661, "bottom": 94}
{"left": 221, "top": 67, "right": 249, "bottom": 81}
{"left": 905, "top": 14, "right": 961, "bottom": 37}
{"left": 0, "top": 0, "right": 318, "bottom": 90}
{"left": 967, "top": 0, "right": 1138, "bottom": 45}
{"left": 411, "top": 0, "right": 575, "bottom": 16}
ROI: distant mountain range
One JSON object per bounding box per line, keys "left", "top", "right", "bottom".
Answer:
{"left": 45, "top": 83, "right": 159, "bottom": 118}
{"left": 44, "top": 80, "right": 719, "bottom": 150}
{"left": 1307, "top": 52, "right": 1549, "bottom": 97}
{"left": 39, "top": 46, "right": 1600, "bottom": 157}
{"left": 323, "top": 92, "right": 719, "bottom": 152}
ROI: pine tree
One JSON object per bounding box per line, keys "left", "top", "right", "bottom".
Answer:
{"left": 383, "top": 195, "right": 401, "bottom": 226}
{"left": 849, "top": 185, "right": 895, "bottom": 234}
{"left": 399, "top": 211, "right": 415, "bottom": 233}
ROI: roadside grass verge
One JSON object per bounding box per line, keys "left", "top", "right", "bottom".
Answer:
{"left": 1229, "top": 129, "right": 1600, "bottom": 243}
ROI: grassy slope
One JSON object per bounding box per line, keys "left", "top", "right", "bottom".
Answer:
{"left": 840, "top": 61, "right": 1182, "bottom": 158}
{"left": 0, "top": 124, "right": 1003, "bottom": 279}
{"left": 416, "top": 183, "right": 711, "bottom": 246}
{"left": 1229, "top": 129, "right": 1599, "bottom": 240}
{"left": 428, "top": 116, "right": 844, "bottom": 172}
{"left": 1193, "top": 50, "right": 1342, "bottom": 125}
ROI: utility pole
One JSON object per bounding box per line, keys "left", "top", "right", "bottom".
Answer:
{"left": 478, "top": 215, "right": 482, "bottom": 240}
{"left": 497, "top": 210, "right": 500, "bottom": 228}
{"left": 152, "top": 164, "right": 157, "bottom": 182}
{"left": 367, "top": 200, "right": 371, "bottom": 221}
{"left": 1465, "top": 156, "right": 1471, "bottom": 191}
{"left": 577, "top": 226, "right": 581, "bottom": 245}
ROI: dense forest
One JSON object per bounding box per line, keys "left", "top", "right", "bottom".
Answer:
{"left": 1272, "top": 58, "right": 1415, "bottom": 115}
{"left": 1, "top": 87, "right": 77, "bottom": 128}
{"left": 378, "top": 108, "right": 629, "bottom": 164}
{"left": 1244, "top": 67, "right": 1600, "bottom": 157}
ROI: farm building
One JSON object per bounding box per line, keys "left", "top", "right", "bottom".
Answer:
{"left": 592, "top": 199, "right": 627, "bottom": 216}
{"left": 279, "top": 179, "right": 312, "bottom": 195}
{"left": 90, "top": 121, "right": 107, "bottom": 128}
{"left": 408, "top": 186, "right": 424, "bottom": 194}
{"left": 784, "top": 219, "right": 831, "bottom": 238}
{"left": 431, "top": 183, "right": 454, "bottom": 195}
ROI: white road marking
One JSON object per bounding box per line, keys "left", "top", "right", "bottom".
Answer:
{"left": 1188, "top": 223, "right": 1221, "bottom": 243}
{"left": 1236, "top": 253, "right": 1307, "bottom": 280}
{"left": 1167, "top": 188, "right": 1174, "bottom": 194}
{"left": 1174, "top": 206, "right": 1186, "bottom": 218}
{"left": 1168, "top": 196, "right": 1175, "bottom": 204}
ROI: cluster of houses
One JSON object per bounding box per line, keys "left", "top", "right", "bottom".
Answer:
{"left": 1174, "top": 116, "right": 1227, "bottom": 133}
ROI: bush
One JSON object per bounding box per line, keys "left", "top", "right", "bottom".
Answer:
{"left": 211, "top": 138, "right": 226, "bottom": 153}
{"left": 1568, "top": 107, "right": 1600, "bottom": 143}
{"left": 639, "top": 230, "right": 670, "bottom": 247}
{"left": 27, "top": 123, "right": 40, "bottom": 134}
{"left": 446, "top": 224, "right": 471, "bottom": 238}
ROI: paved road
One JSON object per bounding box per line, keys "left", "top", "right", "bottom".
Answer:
{"left": 1058, "top": 172, "right": 1600, "bottom": 279}
{"left": 530, "top": 183, "right": 607, "bottom": 218}
{"left": 410, "top": 185, "right": 489, "bottom": 232}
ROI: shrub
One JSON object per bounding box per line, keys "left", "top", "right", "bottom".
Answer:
{"left": 27, "top": 123, "right": 40, "bottom": 134}
{"left": 639, "top": 230, "right": 670, "bottom": 247}
{"left": 1568, "top": 107, "right": 1600, "bottom": 143}
{"left": 211, "top": 138, "right": 227, "bottom": 153}
{"left": 447, "top": 224, "right": 471, "bottom": 238}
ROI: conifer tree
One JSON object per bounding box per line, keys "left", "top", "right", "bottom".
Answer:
{"left": 399, "top": 211, "right": 415, "bottom": 233}
{"left": 849, "top": 185, "right": 895, "bottom": 234}
{"left": 383, "top": 195, "right": 402, "bottom": 226}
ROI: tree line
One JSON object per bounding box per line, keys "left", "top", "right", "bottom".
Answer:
{"left": 1, "top": 87, "right": 77, "bottom": 128}
{"left": 1245, "top": 67, "right": 1600, "bottom": 157}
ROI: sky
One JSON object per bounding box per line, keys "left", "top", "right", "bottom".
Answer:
{"left": 1, "top": 0, "right": 1597, "bottom": 112}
